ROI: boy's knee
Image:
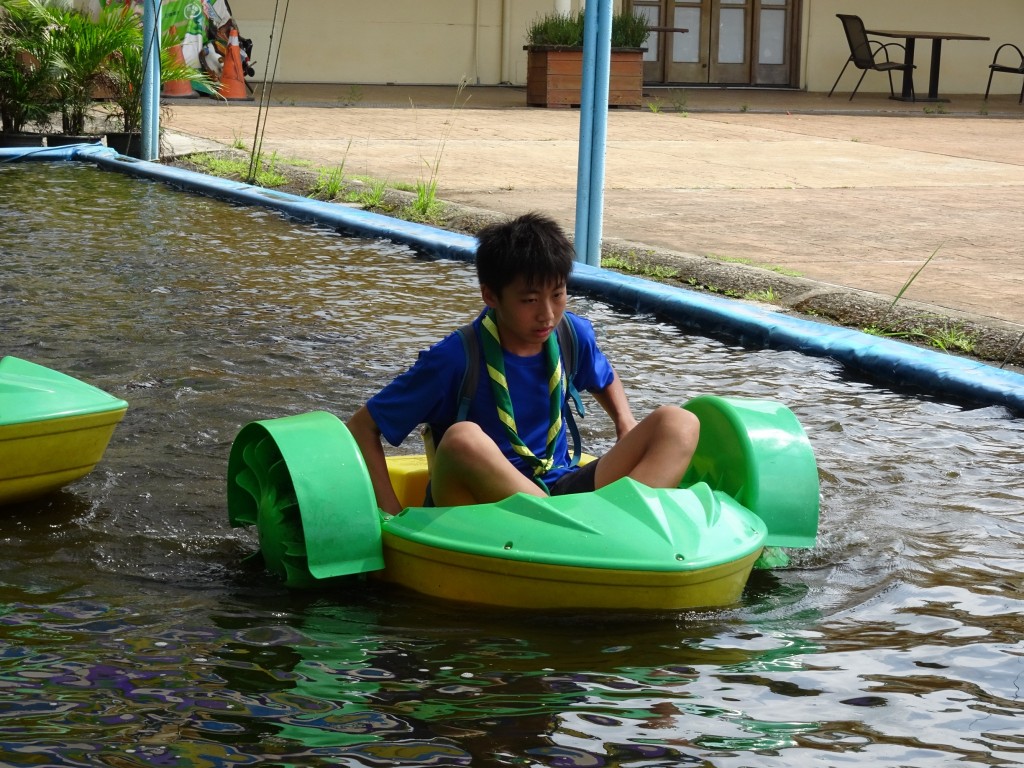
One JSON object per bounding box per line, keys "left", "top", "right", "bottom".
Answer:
{"left": 436, "top": 421, "right": 489, "bottom": 457}
{"left": 648, "top": 405, "right": 700, "bottom": 447}
{"left": 652, "top": 404, "right": 699, "bottom": 430}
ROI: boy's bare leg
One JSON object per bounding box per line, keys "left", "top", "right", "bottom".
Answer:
{"left": 431, "top": 422, "right": 546, "bottom": 507}
{"left": 594, "top": 405, "right": 699, "bottom": 490}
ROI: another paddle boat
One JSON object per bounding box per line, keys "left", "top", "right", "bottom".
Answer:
{"left": 0, "top": 356, "right": 128, "bottom": 506}
{"left": 227, "top": 395, "right": 820, "bottom": 611}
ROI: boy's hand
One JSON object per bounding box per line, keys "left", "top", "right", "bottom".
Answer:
{"left": 347, "top": 406, "right": 403, "bottom": 516}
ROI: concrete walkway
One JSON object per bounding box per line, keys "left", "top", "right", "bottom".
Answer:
{"left": 161, "top": 85, "right": 1024, "bottom": 339}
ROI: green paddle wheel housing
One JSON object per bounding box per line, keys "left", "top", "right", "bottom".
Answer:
{"left": 227, "top": 411, "right": 384, "bottom": 587}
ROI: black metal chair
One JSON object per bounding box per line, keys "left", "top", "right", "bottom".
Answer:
{"left": 984, "top": 43, "right": 1024, "bottom": 103}
{"left": 828, "top": 14, "right": 915, "bottom": 101}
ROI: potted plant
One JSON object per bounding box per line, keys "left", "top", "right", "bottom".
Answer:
{"left": 28, "top": 0, "right": 139, "bottom": 143}
{"left": 524, "top": 8, "right": 649, "bottom": 108}
{"left": 0, "top": 0, "right": 60, "bottom": 144}
{"left": 103, "top": 21, "right": 215, "bottom": 158}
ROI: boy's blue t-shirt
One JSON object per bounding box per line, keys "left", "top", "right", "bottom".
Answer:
{"left": 367, "top": 310, "right": 615, "bottom": 485}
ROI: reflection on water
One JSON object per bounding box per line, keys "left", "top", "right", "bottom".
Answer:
{"left": 1, "top": 163, "right": 1021, "bottom": 767}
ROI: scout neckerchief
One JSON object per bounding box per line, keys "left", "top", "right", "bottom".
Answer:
{"left": 480, "top": 308, "right": 563, "bottom": 487}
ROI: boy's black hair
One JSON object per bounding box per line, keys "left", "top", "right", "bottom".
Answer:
{"left": 475, "top": 212, "right": 574, "bottom": 295}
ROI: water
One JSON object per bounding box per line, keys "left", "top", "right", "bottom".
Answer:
{"left": 1, "top": 163, "right": 1022, "bottom": 767}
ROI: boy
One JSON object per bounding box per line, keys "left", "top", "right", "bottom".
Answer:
{"left": 347, "top": 212, "right": 699, "bottom": 515}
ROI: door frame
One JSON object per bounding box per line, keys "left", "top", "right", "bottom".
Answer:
{"left": 630, "top": 0, "right": 802, "bottom": 87}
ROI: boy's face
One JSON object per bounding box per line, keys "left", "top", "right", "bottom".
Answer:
{"left": 481, "top": 276, "right": 567, "bottom": 356}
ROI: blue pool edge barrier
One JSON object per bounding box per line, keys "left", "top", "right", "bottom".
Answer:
{"left": 5, "top": 143, "right": 1023, "bottom": 416}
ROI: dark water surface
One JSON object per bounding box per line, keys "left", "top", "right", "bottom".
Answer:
{"left": 1, "top": 163, "right": 1021, "bottom": 767}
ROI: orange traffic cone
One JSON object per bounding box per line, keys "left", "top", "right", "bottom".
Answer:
{"left": 161, "top": 26, "right": 197, "bottom": 99}
{"left": 219, "top": 28, "right": 250, "bottom": 101}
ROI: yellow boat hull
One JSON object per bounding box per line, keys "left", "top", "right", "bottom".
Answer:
{"left": 378, "top": 454, "right": 763, "bottom": 610}
{"left": 0, "top": 408, "right": 127, "bottom": 506}
{"left": 380, "top": 532, "right": 762, "bottom": 611}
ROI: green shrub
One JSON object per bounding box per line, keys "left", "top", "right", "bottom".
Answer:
{"left": 526, "top": 9, "right": 649, "bottom": 48}
{"left": 527, "top": 10, "right": 585, "bottom": 47}
{"left": 0, "top": 0, "right": 61, "bottom": 133}
{"left": 611, "top": 9, "right": 650, "bottom": 48}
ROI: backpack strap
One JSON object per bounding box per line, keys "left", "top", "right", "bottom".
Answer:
{"left": 555, "top": 316, "right": 585, "bottom": 418}
{"left": 454, "top": 322, "right": 479, "bottom": 422}
{"left": 555, "top": 316, "right": 584, "bottom": 468}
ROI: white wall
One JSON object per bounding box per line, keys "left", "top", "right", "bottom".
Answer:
{"left": 232, "top": 0, "right": 600, "bottom": 86}
{"left": 231, "top": 0, "right": 1024, "bottom": 94}
{"left": 233, "top": 0, "right": 553, "bottom": 85}
{"left": 804, "top": 0, "right": 1023, "bottom": 95}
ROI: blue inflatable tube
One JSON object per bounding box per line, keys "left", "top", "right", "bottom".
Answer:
{"left": 5, "top": 144, "right": 1023, "bottom": 416}
{"left": 568, "top": 266, "right": 1024, "bottom": 415}
{"left": 0, "top": 143, "right": 108, "bottom": 162}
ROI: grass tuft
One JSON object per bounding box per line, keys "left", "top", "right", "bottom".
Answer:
{"left": 311, "top": 139, "right": 353, "bottom": 200}
{"left": 189, "top": 152, "right": 287, "bottom": 187}
{"left": 862, "top": 244, "right": 980, "bottom": 354}
{"left": 744, "top": 287, "right": 779, "bottom": 303}
{"left": 404, "top": 79, "right": 468, "bottom": 223}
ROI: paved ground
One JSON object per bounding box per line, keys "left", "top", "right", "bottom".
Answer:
{"left": 161, "top": 85, "right": 1024, "bottom": 358}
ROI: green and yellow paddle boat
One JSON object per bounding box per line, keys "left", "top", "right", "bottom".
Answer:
{"left": 227, "top": 395, "right": 820, "bottom": 611}
{"left": 0, "top": 356, "right": 128, "bottom": 506}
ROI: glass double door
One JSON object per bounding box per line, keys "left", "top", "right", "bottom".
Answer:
{"left": 631, "top": 0, "right": 800, "bottom": 86}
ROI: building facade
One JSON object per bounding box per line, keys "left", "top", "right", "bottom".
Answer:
{"left": 229, "top": 0, "right": 1019, "bottom": 96}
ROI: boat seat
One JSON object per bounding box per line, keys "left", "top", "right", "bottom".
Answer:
{"left": 385, "top": 452, "right": 598, "bottom": 511}
{"left": 386, "top": 455, "right": 430, "bottom": 510}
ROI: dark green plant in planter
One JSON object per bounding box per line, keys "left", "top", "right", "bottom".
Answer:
{"left": 30, "top": 0, "right": 139, "bottom": 136}
{"left": 526, "top": 10, "right": 585, "bottom": 47}
{"left": 0, "top": 0, "right": 61, "bottom": 135}
{"left": 610, "top": 9, "right": 651, "bottom": 49}
{"left": 526, "top": 9, "right": 649, "bottom": 49}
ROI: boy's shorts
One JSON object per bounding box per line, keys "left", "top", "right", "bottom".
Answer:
{"left": 548, "top": 459, "right": 600, "bottom": 496}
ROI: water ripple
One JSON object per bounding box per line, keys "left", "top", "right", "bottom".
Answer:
{"left": 0, "top": 163, "right": 1021, "bottom": 768}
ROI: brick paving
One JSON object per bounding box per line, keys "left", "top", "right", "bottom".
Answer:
{"left": 162, "top": 85, "right": 1024, "bottom": 330}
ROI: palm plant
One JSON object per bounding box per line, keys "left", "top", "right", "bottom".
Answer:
{"left": 105, "top": 21, "right": 216, "bottom": 134}
{"left": 29, "top": 0, "right": 139, "bottom": 135}
{"left": 0, "top": 0, "right": 60, "bottom": 134}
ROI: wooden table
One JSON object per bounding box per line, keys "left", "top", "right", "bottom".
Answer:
{"left": 866, "top": 29, "right": 990, "bottom": 102}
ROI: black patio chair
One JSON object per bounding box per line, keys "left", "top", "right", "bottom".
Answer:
{"left": 828, "top": 14, "right": 915, "bottom": 101}
{"left": 984, "top": 43, "right": 1024, "bottom": 104}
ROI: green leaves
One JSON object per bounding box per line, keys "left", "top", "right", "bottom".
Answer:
{"left": 526, "top": 9, "right": 650, "bottom": 49}
{"left": 1, "top": 0, "right": 215, "bottom": 135}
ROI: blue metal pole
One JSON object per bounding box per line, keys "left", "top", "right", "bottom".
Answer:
{"left": 141, "top": 0, "right": 161, "bottom": 161}
{"left": 585, "top": 0, "right": 612, "bottom": 268}
{"left": 574, "top": 1, "right": 600, "bottom": 264}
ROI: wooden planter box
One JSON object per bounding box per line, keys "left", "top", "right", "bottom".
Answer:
{"left": 525, "top": 46, "right": 645, "bottom": 109}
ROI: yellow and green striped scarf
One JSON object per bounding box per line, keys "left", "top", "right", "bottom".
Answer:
{"left": 480, "top": 309, "right": 564, "bottom": 485}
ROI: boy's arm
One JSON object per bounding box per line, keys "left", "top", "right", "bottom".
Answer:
{"left": 346, "top": 405, "right": 403, "bottom": 516}
{"left": 590, "top": 370, "right": 638, "bottom": 440}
